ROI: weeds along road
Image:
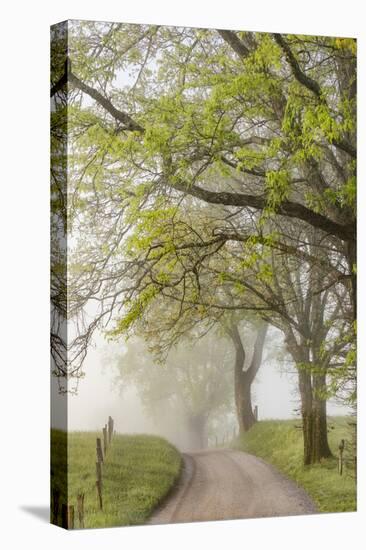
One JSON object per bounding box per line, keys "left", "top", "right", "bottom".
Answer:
{"left": 149, "top": 449, "right": 317, "bottom": 524}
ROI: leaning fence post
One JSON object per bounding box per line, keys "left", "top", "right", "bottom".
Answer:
{"left": 103, "top": 425, "right": 108, "bottom": 456}
{"left": 96, "top": 457, "right": 103, "bottom": 510}
{"left": 338, "top": 439, "right": 345, "bottom": 475}
{"left": 96, "top": 479, "right": 103, "bottom": 510}
{"left": 77, "top": 493, "right": 85, "bottom": 528}
{"left": 96, "top": 437, "right": 104, "bottom": 463}
{"left": 96, "top": 461, "right": 102, "bottom": 489}
{"left": 61, "top": 504, "right": 74, "bottom": 529}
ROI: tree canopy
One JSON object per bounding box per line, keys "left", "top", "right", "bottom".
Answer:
{"left": 51, "top": 21, "right": 357, "bottom": 458}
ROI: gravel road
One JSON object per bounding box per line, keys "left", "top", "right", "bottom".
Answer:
{"left": 149, "top": 449, "right": 317, "bottom": 524}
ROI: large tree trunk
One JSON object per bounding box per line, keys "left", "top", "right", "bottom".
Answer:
{"left": 312, "top": 373, "right": 332, "bottom": 462}
{"left": 229, "top": 322, "right": 268, "bottom": 434}
{"left": 288, "top": 332, "right": 332, "bottom": 465}
{"left": 298, "top": 368, "right": 314, "bottom": 466}
{"left": 296, "top": 360, "right": 332, "bottom": 464}
{"left": 235, "top": 365, "right": 256, "bottom": 432}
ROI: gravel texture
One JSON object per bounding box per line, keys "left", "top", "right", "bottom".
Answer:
{"left": 149, "top": 449, "right": 317, "bottom": 525}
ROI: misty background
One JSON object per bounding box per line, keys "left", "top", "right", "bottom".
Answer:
{"left": 51, "top": 328, "right": 349, "bottom": 451}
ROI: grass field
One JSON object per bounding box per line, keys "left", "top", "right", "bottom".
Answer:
{"left": 51, "top": 430, "right": 182, "bottom": 528}
{"left": 232, "top": 417, "right": 356, "bottom": 513}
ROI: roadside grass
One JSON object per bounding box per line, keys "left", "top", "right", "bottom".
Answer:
{"left": 231, "top": 417, "right": 356, "bottom": 513}
{"left": 51, "top": 430, "right": 182, "bottom": 528}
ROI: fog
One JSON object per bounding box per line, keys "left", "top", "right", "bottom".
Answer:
{"left": 51, "top": 329, "right": 350, "bottom": 452}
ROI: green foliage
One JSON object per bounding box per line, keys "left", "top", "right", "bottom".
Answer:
{"left": 265, "top": 169, "right": 290, "bottom": 210}
{"left": 333, "top": 37, "right": 357, "bottom": 55}
{"left": 126, "top": 205, "right": 178, "bottom": 254}
{"left": 110, "top": 285, "right": 159, "bottom": 336}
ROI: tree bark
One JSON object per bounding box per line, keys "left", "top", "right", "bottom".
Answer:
{"left": 300, "top": 371, "right": 332, "bottom": 465}
{"left": 235, "top": 369, "right": 256, "bottom": 432}
{"left": 298, "top": 367, "right": 314, "bottom": 466}
{"left": 286, "top": 328, "right": 332, "bottom": 465}
{"left": 312, "top": 373, "right": 332, "bottom": 462}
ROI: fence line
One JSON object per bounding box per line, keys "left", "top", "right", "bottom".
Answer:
{"left": 52, "top": 415, "right": 115, "bottom": 529}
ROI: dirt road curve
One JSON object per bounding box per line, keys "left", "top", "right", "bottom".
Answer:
{"left": 149, "top": 449, "right": 317, "bottom": 524}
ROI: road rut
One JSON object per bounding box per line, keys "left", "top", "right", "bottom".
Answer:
{"left": 149, "top": 449, "right": 317, "bottom": 524}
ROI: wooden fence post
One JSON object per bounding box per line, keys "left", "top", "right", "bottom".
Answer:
{"left": 96, "top": 479, "right": 103, "bottom": 510}
{"left": 338, "top": 439, "right": 345, "bottom": 475}
{"left": 96, "top": 456, "right": 103, "bottom": 510}
{"left": 61, "top": 504, "right": 74, "bottom": 529}
{"left": 108, "top": 416, "right": 114, "bottom": 443}
{"left": 96, "top": 461, "right": 102, "bottom": 488}
{"left": 103, "top": 425, "right": 108, "bottom": 456}
{"left": 96, "top": 437, "right": 104, "bottom": 463}
{"left": 51, "top": 488, "right": 60, "bottom": 525}
{"left": 254, "top": 405, "right": 258, "bottom": 421}
{"left": 77, "top": 493, "right": 85, "bottom": 528}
